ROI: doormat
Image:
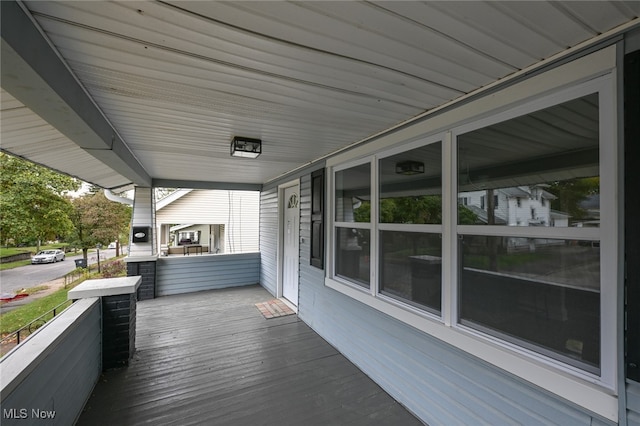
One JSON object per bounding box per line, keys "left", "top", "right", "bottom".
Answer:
{"left": 255, "top": 299, "right": 296, "bottom": 319}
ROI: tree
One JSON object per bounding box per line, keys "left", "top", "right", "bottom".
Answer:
{"left": 547, "top": 177, "right": 600, "bottom": 224}
{"left": 69, "top": 191, "right": 131, "bottom": 262}
{"left": 0, "top": 153, "right": 79, "bottom": 250}
{"left": 357, "top": 195, "right": 478, "bottom": 225}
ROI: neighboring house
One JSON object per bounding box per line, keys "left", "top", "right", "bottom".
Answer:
{"left": 155, "top": 189, "right": 259, "bottom": 255}
{"left": 459, "top": 185, "right": 562, "bottom": 226}
{"left": 459, "top": 185, "right": 572, "bottom": 252}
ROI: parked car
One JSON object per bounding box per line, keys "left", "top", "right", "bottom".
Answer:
{"left": 31, "top": 249, "right": 65, "bottom": 264}
{"left": 108, "top": 242, "right": 117, "bottom": 249}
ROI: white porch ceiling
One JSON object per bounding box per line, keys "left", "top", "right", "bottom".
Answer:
{"left": 1, "top": 1, "right": 639, "bottom": 189}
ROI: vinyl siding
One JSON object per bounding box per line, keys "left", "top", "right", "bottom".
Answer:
{"left": 156, "top": 252, "right": 260, "bottom": 296}
{"left": 0, "top": 298, "right": 101, "bottom": 426}
{"left": 259, "top": 187, "right": 278, "bottom": 296}
{"left": 157, "top": 190, "right": 259, "bottom": 253}
{"left": 292, "top": 173, "right": 614, "bottom": 426}
{"left": 254, "top": 46, "right": 626, "bottom": 424}
{"left": 297, "top": 174, "right": 324, "bottom": 321}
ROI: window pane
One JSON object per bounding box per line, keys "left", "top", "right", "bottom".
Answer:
{"left": 379, "top": 231, "right": 441, "bottom": 313}
{"left": 459, "top": 235, "right": 600, "bottom": 372}
{"left": 379, "top": 143, "right": 442, "bottom": 224}
{"left": 335, "top": 227, "right": 370, "bottom": 288}
{"left": 335, "top": 163, "right": 370, "bottom": 222}
{"left": 457, "top": 94, "right": 600, "bottom": 227}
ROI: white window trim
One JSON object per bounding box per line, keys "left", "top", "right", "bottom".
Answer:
{"left": 376, "top": 134, "right": 446, "bottom": 308}
{"left": 332, "top": 157, "right": 373, "bottom": 292}
{"left": 450, "top": 75, "right": 617, "bottom": 391}
{"left": 325, "top": 47, "right": 619, "bottom": 422}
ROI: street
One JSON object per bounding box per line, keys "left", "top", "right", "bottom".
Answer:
{"left": 0, "top": 249, "right": 120, "bottom": 295}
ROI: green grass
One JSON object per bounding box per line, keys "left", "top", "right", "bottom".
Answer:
{"left": 0, "top": 245, "right": 88, "bottom": 271}
{"left": 0, "top": 244, "right": 67, "bottom": 271}
{"left": 0, "top": 258, "right": 124, "bottom": 339}
{"left": 0, "top": 260, "right": 32, "bottom": 271}
{"left": 0, "top": 243, "right": 70, "bottom": 257}
{"left": 22, "top": 285, "right": 49, "bottom": 295}
{"left": 0, "top": 287, "right": 71, "bottom": 336}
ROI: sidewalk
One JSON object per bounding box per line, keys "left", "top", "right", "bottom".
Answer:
{"left": 0, "top": 277, "right": 68, "bottom": 314}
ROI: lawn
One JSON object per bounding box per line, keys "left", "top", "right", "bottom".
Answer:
{"left": 0, "top": 287, "right": 71, "bottom": 336}
{"left": 0, "top": 244, "right": 86, "bottom": 271}
{"left": 1, "top": 258, "right": 126, "bottom": 349}
{"left": 0, "top": 259, "right": 32, "bottom": 270}
{"left": 0, "top": 243, "right": 70, "bottom": 257}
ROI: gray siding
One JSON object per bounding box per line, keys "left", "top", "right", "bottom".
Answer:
{"left": 259, "top": 187, "right": 278, "bottom": 296}
{"left": 629, "top": 380, "right": 640, "bottom": 426}
{"left": 156, "top": 253, "right": 260, "bottom": 296}
{"left": 293, "top": 174, "right": 613, "bottom": 426}
{"left": 1, "top": 299, "right": 101, "bottom": 426}
{"left": 297, "top": 174, "right": 324, "bottom": 321}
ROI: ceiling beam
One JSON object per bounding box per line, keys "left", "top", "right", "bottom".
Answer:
{"left": 0, "top": 0, "right": 151, "bottom": 187}
{"left": 152, "top": 179, "right": 262, "bottom": 191}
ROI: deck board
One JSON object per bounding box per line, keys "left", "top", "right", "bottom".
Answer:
{"left": 78, "top": 285, "right": 424, "bottom": 425}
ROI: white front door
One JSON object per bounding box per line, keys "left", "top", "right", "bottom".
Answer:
{"left": 282, "top": 184, "right": 300, "bottom": 306}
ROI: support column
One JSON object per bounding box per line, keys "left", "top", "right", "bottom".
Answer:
{"left": 126, "top": 187, "right": 158, "bottom": 300}
{"left": 127, "top": 260, "right": 156, "bottom": 300}
{"left": 68, "top": 276, "right": 141, "bottom": 370}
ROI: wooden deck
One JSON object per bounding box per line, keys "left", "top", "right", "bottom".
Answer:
{"left": 78, "top": 285, "right": 424, "bottom": 425}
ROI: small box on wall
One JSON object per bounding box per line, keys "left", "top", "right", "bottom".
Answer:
{"left": 132, "top": 227, "right": 150, "bottom": 243}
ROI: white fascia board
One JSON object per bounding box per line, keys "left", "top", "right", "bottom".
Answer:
{"left": 156, "top": 189, "right": 193, "bottom": 210}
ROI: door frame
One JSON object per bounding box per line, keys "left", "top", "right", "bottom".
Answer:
{"left": 277, "top": 179, "right": 300, "bottom": 308}
{"left": 624, "top": 48, "right": 639, "bottom": 383}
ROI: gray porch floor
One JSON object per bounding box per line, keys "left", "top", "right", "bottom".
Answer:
{"left": 78, "top": 285, "right": 424, "bottom": 425}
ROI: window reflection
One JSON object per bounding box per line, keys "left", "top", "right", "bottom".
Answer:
{"left": 457, "top": 94, "right": 600, "bottom": 227}
{"left": 335, "top": 227, "right": 370, "bottom": 288}
{"left": 335, "top": 163, "right": 370, "bottom": 223}
{"left": 456, "top": 92, "right": 602, "bottom": 373}
{"left": 459, "top": 235, "right": 600, "bottom": 372}
{"left": 380, "top": 143, "right": 442, "bottom": 224}
{"left": 379, "top": 231, "right": 441, "bottom": 313}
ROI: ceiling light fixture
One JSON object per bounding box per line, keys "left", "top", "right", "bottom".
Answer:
{"left": 395, "top": 160, "right": 425, "bottom": 175}
{"left": 230, "top": 136, "right": 262, "bottom": 158}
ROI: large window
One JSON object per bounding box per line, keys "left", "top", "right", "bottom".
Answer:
{"left": 334, "top": 162, "right": 371, "bottom": 287}
{"left": 327, "top": 71, "right": 616, "bottom": 394}
{"left": 378, "top": 142, "right": 442, "bottom": 313}
{"left": 456, "top": 93, "right": 601, "bottom": 373}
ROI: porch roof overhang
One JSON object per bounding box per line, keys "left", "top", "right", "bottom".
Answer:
{"left": 1, "top": 1, "right": 639, "bottom": 191}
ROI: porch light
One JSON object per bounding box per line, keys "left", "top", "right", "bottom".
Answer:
{"left": 395, "top": 160, "right": 424, "bottom": 175}
{"left": 230, "top": 136, "right": 262, "bottom": 158}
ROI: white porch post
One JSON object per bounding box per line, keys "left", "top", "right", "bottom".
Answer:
{"left": 125, "top": 187, "right": 158, "bottom": 300}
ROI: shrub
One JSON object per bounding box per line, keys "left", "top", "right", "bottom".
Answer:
{"left": 100, "top": 260, "right": 126, "bottom": 278}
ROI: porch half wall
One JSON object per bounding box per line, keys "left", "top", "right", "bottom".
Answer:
{"left": 260, "top": 173, "right": 615, "bottom": 426}
{"left": 156, "top": 252, "right": 260, "bottom": 297}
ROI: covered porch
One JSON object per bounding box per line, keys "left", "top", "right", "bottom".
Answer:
{"left": 77, "top": 285, "right": 423, "bottom": 425}
{"left": 2, "top": 2, "right": 639, "bottom": 424}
